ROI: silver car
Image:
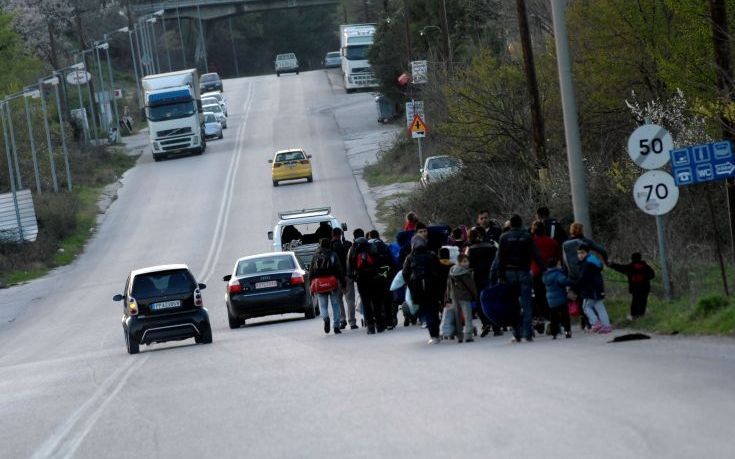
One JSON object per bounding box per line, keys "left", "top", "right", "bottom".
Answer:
{"left": 202, "top": 91, "right": 227, "bottom": 116}
{"left": 324, "top": 51, "right": 341, "bottom": 68}
{"left": 203, "top": 112, "right": 223, "bottom": 140}
{"left": 420, "top": 155, "right": 462, "bottom": 188}
{"left": 203, "top": 103, "right": 227, "bottom": 129}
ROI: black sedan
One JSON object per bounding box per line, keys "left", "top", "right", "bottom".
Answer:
{"left": 199, "top": 72, "right": 223, "bottom": 93}
{"left": 114, "top": 264, "right": 212, "bottom": 354}
{"left": 223, "top": 252, "right": 317, "bottom": 329}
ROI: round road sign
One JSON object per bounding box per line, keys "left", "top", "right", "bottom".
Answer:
{"left": 66, "top": 70, "right": 91, "bottom": 86}
{"left": 633, "top": 170, "right": 679, "bottom": 216}
{"left": 627, "top": 124, "right": 673, "bottom": 170}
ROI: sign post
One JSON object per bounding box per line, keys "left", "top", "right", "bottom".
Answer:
{"left": 628, "top": 123, "right": 676, "bottom": 299}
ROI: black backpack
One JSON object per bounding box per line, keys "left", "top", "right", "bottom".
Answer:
{"left": 311, "top": 250, "right": 335, "bottom": 276}
{"left": 546, "top": 218, "right": 567, "bottom": 246}
{"left": 408, "top": 251, "right": 437, "bottom": 302}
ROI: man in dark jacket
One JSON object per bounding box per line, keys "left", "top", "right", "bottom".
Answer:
{"left": 309, "top": 238, "right": 346, "bottom": 334}
{"left": 536, "top": 206, "right": 567, "bottom": 248}
{"left": 497, "top": 215, "right": 545, "bottom": 342}
{"left": 403, "top": 236, "right": 443, "bottom": 344}
{"left": 331, "top": 227, "right": 356, "bottom": 329}
{"left": 367, "top": 229, "right": 396, "bottom": 331}
{"left": 477, "top": 210, "right": 502, "bottom": 243}
{"left": 610, "top": 252, "right": 655, "bottom": 319}
{"left": 466, "top": 227, "right": 499, "bottom": 337}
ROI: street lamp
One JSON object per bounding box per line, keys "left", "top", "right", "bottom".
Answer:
{"left": 44, "top": 76, "right": 72, "bottom": 191}
{"left": 22, "top": 88, "right": 43, "bottom": 193}
{"left": 76, "top": 49, "right": 100, "bottom": 143}
{"left": 38, "top": 77, "right": 59, "bottom": 192}
{"left": 146, "top": 18, "right": 162, "bottom": 75}
{"left": 153, "top": 9, "right": 172, "bottom": 72}
{"left": 117, "top": 26, "right": 142, "bottom": 109}
{"left": 93, "top": 42, "right": 109, "bottom": 133}
{"left": 99, "top": 39, "right": 120, "bottom": 134}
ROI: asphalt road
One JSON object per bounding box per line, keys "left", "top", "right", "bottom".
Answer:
{"left": 1, "top": 71, "right": 734, "bottom": 459}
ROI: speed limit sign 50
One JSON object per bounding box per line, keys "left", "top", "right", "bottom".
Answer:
{"left": 633, "top": 170, "right": 679, "bottom": 216}
{"left": 627, "top": 124, "right": 674, "bottom": 170}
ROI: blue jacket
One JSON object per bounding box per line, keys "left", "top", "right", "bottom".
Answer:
{"left": 542, "top": 267, "right": 569, "bottom": 308}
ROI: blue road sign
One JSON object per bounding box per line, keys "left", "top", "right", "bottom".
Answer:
{"left": 670, "top": 140, "right": 735, "bottom": 186}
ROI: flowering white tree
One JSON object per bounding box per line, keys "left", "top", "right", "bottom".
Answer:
{"left": 625, "top": 89, "right": 712, "bottom": 147}
{"left": 2, "top": 0, "right": 73, "bottom": 68}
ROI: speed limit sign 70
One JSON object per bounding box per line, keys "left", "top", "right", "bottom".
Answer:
{"left": 633, "top": 170, "right": 679, "bottom": 216}
{"left": 627, "top": 124, "right": 673, "bottom": 170}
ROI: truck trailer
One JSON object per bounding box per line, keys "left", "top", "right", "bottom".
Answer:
{"left": 141, "top": 69, "right": 205, "bottom": 161}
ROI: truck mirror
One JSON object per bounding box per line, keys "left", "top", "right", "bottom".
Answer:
{"left": 267, "top": 231, "right": 274, "bottom": 240}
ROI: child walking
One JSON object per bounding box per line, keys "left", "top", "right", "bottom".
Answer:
{"left": 447, "top": 254, "right": 479, "bottom": 343}
{"left": 542, "top": 257, "right": 572, "bottom": 339}
{"left": 610, "top": 253, "right": 655, "bottom": 319}
{"left": 576, "top": 244, "right": 613, "bottom": 333}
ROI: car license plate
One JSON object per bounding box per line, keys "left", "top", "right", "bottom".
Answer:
{"left": 151, "top": 300, "right": 181, "bottom": 310}
{"left": 255, "top": 281, "right": 278, "bottom": 289}
{"left": 287, "top": 163, "right": 297, "bottom": 168}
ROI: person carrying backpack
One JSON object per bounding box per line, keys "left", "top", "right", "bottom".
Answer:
{"left": 536, "top": 206, "right": 567, "bottom": 248}
{"left": 610, "top": 253, "right": 655, "bottom": 319}
{"left": 350, "top": 235, "right": 382, "bottom": 334}
{"left": 309, "top": 238, "right": 346, "bottom": 334}
{"left": 447, "top": 254, "right": 479, "bottom": 343}
{"left": 403, "top": 235, "right": 443, "bottom": 344}
{"left": 331, "top": 227, "right": 357, "bottom": 330}
{"left": 367, "top": 230, "right": 396, "bottom": 331}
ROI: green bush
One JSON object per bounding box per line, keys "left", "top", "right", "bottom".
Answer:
{"left": 692, "top": 295, "right": 730, "bottom": 319}
{"left": 34, "top": 193, "right": 80, "bottom": 241}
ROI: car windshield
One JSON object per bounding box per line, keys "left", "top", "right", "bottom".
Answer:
{"left": 201, "top": 74, "right": 219, "bottom": 82}
{"left": 236, "top": 256, "right": 295, "bottom": 276}
{"left": 204, "top": 113, "right": 217, "bottom": 123}
{"left": 277, "top": 54, "right": 295, "bottom": 60}
{"left": 327, "top": 52, "right": 340, "bottom": 58}
{"left": 204, "top": 93, "right": 223, "bottom": 101}
{"left": 132, "top": 269, "right": 195, "bottom": 299}
{"left": 146, "top": 101, "right": 196, "bottom": 122}
{"left": 202, "top": 98, "right": 218, "bottom": 106}
{"left": 204, "top": 104, "right": 222, "bottom": 114}
{"left": 275, "top": 151, "right": 305, "bottom": 162}
{"left": 344, "top": 45, "right": 370, "bottom": 60}
{"left": 428, "top": 157, "right": 458, "bottom": 170}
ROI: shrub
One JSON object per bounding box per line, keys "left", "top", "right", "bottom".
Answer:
{"left": 692, "top": 295, "right": 730, "bottom": 318}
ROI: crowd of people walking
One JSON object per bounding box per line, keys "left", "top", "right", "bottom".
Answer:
{"left": 310, "top": 206, "right": 655, "bottom": 345}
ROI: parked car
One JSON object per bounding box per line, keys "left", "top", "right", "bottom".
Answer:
{"left": 202, "top": 91, "right": 227, "bottom": 116}
{"left": 199, "top": 72, "right": 223, "bottom": 92}
{"left": 420, "top": 155, "right": 462, "bottom": 187}
{"left": 324, "top": 51, "right": 341, "bottom": 68}
{"left": 223, "top": 252, "right": 316, "bottom": 328}
{"left": 203, "top": 112, "right": 223, "bottom": 140}
{"left": 275, "top": 53, "right": 299, "bottom": 76}
{"left": 114, "top": 264, "right": 211, "bottom": 355}
{"left": 203, "top": 103, "right": 227, "bottom": 128}
{"left": 269, "top": 148, "right": 312, "bottom": 186}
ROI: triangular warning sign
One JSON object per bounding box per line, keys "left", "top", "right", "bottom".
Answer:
{"left": 410, "top": 114, "right": 427, "bottom": 134}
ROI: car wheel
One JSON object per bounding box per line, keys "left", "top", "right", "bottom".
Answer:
{"left": 296, "top": 70, "right": 299, "bottom": 75}
{"left": 273, "top": 180, "right": 279, "bottom": 186}
{"left": 306, "top": 175, "right": 313, "bottom": 183}
{"left": 228, "top": 310, "right": 243, "bottom": 329}
{"left": 153, "top": 154, "right": 163, "bottom": 162}
{"left": 196, "top": 321, "right": 213, "bottom": 344}
{"left": 277, "top": 72, "right": 280, "bottom": 77}
{"left": 218, "top": 133, "right": 224, "bottom": 139}
{"left": 125, "top": 330, "right": 139, "bottom": 355}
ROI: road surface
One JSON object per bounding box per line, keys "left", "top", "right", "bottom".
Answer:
{"left": 0, "top": 71, "right": 734, "bottom": 459}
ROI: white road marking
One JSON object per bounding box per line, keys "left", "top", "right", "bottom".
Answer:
{"left": 30, "top": 355, "right": 149, "bottom": 459}
{"left": 29, "top": 83, "right": 257, "bottom": 459}
{"left": 197, "top": 82, "right": 255, "bottom": 284}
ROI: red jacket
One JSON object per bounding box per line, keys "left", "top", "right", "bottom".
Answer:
{"left": 532, "top": 235, "right": 561, "bottom": 277}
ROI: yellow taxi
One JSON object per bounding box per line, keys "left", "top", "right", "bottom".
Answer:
{"left": 269, "top": 149, "right": 313, "bottom": 186}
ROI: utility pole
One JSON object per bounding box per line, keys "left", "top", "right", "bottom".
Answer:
{"left": 23, "top": 92, "right": 42, "bottom": 193}
{"left": 709, "top": 0, "right": 735, "bottom": 263}
{"left": 160, "top": 16, "right": 173, "bottom": 72}
{"left": 516, "top": 0, "right": 547, "bottom": 175}
{"left": 197, "top": 4, "right": 209, "bottom": 72}
{"left": 176, "top": 6, "right": 187, "bottom": 68}
{"left": 38, "top": 79, "right": 59, "bottom": 192}
{"left": 550, "top": 0, "right": 591, "bottom": 235}
{"left": 1, "top": 102, "right": 23, "bottom": 241}
{"left": 4, "top": 100, "right": 23, "bottom": 189}
{"left": 52, "top": 79, "right": 73, "bottom": 191}
{"left": 94, "top": 44, "right": 108, "bottom": 133}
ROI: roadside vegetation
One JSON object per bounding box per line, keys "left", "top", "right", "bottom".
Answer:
{"left": 363, "top": 135, "right": 420, "bottom": 187}
{"left": 361, "top": 0, "right": 735, "bottom": 335}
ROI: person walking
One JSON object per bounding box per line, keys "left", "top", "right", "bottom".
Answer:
{"left": 447, "top": 254, "right": 479, "bottom": 343}
{"left": 367, "top": 230, "right": 396, "bottom": 331}
{"left": 531, "top": 220, "right": 562, "bottom": 333}
{"left": 562, "top": 222, "right": 607, "bottom": 330}
{"left": 536, "top": 206, "right": 567, "bottom": 248}
{"left": 466, "top": 227, "right": 499, "bottom": 337}
{"left": 576, "top": 244, "right": 613, "bottom": 333}
{"left": 497, "top": 215, "right": 545, "bottom": 342}
{"left": 403, "top": 235, "right": 442, "bottom": 344}
{"left": 610, "top": 253, "right": 655, "bottom": 319}
{"left": 331, "top": 227, "right": 357, "bottom": 330}
{"left": 403, "top": 212, "right": 420, "bottom": 231}
{"left": 309, "top": 238, "right": 345, "bottom": 334}
{"left": 477, "top": 210, "right": 502, "bottom": 243}
{"left": 345, "top": 228, "right": 366, "bottom": 326}
{"left": 542, "top": 256, "right": 572, "bottom": 339}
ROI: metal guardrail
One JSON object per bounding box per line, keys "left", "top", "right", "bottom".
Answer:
{"left": 132, "top": 0, "right": 339, "bottom": 16}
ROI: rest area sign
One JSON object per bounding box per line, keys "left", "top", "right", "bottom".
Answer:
{"left": 670, "top": 140, "right": 735, "bottom": 186}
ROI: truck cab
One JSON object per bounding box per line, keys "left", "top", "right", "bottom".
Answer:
{"left": 267, "top": 207, "right": 347, "bottom": 270}
{"left": 142, "top": 69, "right": 205, "bottom": 161}
{"left": 340, "top": 24, "right": 379, "bottom": 92}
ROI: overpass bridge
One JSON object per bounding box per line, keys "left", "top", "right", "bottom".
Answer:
{"left": 132, "top": 0, "right": 339, "bottom": 21}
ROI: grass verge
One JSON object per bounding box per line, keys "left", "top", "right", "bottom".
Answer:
{"left": 363, "top": 135, "right": 420, "bottom": 187}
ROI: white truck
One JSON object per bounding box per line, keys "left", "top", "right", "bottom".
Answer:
{"left": 142, "top": 69, "right": 205, "bottom": 161}
{"left": 340, "top": 24, "right": 379, "bottom": 93}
